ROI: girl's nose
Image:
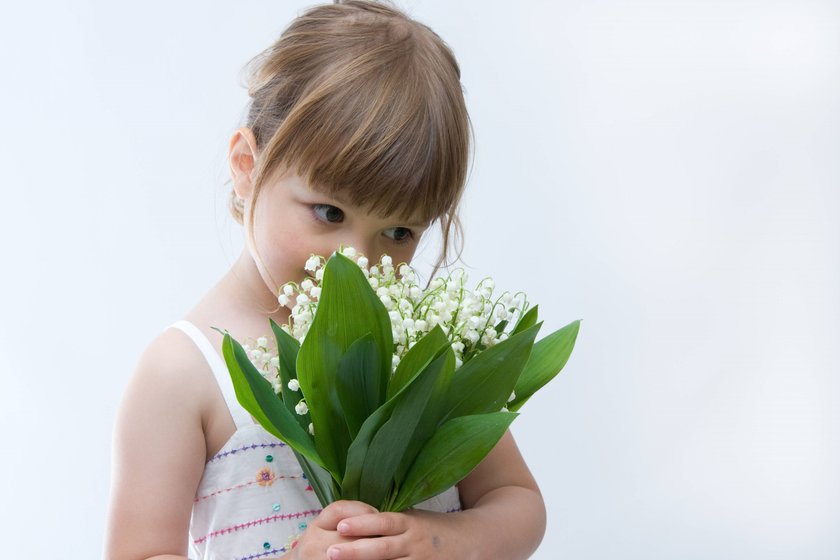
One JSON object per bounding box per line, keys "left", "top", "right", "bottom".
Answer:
{"left": 325, "top": 237, "right": 376, "bottom": 263}
{"left": 352, "top": 243, "right": 377, "bottom": 263}
{"left": 342, "top": 236, "right": 377, "bottom": 261}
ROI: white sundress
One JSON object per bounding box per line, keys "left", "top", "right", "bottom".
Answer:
{"left": 168, "top": 319, "right": 462, "bottom": 560}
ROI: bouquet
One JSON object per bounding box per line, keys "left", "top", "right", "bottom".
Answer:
{"left": 214, "top": 247, "right": 580, "bottom": 512}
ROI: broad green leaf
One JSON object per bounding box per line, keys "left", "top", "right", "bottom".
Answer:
{"left": 358, "top": 349, "right": 451, "bottom": 508}
{"left": 509, "top": 319, "right": 580, "bottom": 412}
{"left": 387, "top": 325, "right": 449, "bottom": 399}
{"left": 512, "top": 305, "right": 539, "bottom": 335}
{"left": 336, "top": 334, "right": 382, "bottom": 438}
{"left": 391, "top": 412, "right": 517, "bottom": 512}
{"left": 341, "top": 343, "right": 450, "bottom": 501}
{"left": 297, "top": 252, "right": 393, "bottom": 478}
{"left": 393, "top": 347, "right": 456, "bottom": 487}
{"left": 443, "top": 322, "right": 541, "bottom": 421}
{"left": 267, "top": 320, "right": 335, "bottom": 505}
{"left": 341, "top": 399, "right": 394, "bottom": 501}
{"left": 220, "top": 333, "right": 330, "bottom": 476}
{"left": 294, "top": 450, "right": 337, "bottom": 507}
{"left": 269, "top": 319, "right": 307, "bottom": 431}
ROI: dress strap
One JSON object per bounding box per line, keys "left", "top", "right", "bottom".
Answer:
{"left": 167, "top": 319, "right": 254, "bottom": 429}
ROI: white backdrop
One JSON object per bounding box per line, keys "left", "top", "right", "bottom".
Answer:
{"left": 1, "top": 1, "right": 837, "bottom": 558}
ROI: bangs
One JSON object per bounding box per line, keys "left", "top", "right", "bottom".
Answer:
{"left": 250, "top": 18, "right": 469, "bottom": 225}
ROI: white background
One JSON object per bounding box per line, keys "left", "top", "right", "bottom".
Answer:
{"left": 1, "top": 1, "right": 838, "bottom": 558}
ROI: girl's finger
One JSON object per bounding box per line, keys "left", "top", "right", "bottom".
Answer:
{"left": 314, "top": 500, "right": 379, "bottom": 530}
{"left": 327, "top": 535, "right": 407, "bottom": 560}
{"left": 336, "top": 512, "right": 408, "bottom": 537}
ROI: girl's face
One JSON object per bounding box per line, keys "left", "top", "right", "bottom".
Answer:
{"left": 247, "top": 167, "right": 430, "bottom": 300}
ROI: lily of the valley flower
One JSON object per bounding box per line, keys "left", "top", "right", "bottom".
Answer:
{"left": 278, "top": 247, "right": 529, "bottom": 370}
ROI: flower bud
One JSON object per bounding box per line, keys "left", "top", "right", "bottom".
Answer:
{"left": 305, "top": 255, "right": 321, "bottom": 272}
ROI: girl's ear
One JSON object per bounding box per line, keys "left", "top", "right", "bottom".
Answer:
{"left": 229, "top": 127, "right": 259, "bottom": 200}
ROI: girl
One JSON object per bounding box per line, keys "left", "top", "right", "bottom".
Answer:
{"left": 104, "top": 1, "right": 545, "bottom": 558}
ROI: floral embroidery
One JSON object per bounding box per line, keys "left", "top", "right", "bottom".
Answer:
{"left": 288, "top": 534, "right": 301, "bottom": 551}
{"left": 256, "top": 467, "right": 276, "bottom": 486}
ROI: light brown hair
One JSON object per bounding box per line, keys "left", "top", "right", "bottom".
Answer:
{"left": 227, "top": 0, "right": 473, "bottom": 280}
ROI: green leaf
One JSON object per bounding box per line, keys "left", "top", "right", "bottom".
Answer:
{"left": 267, "top": 319, "right": 336, "bottom": 506}
{"left": 293, "top": 449, "right": 337, "bottom": 508}
{"left": 443, "top": 322, "right": 541, "bottom": 421}
{"left": 296, "top": 251, "right": 393, "bottom": 478}
{"left": 391, "top": 412, "right": 517, "bottom": 512}
{"left": 269, "top": 319, "right": 307, "bottom": 430}
{"left": 358, "top": 348, "right": 451, "bottom": 508}
{"left": 393, "top": 347, "right": 456, "bottom": 487}
{"left": 512, "top": 305, "right": 539, "bottom": 335}
{"left": 341, "top": 343, "right": 451, "bottom": 502}
{"left": 336, "top": 333, "right": 382, "bottom": 438}
{"left": 509, "top": 319, "right": 580, "bottom": 412}
{"left": 220, "top": 333, "right": 331, "bottom": 477}
{"left": 388, "top": 325, "right": 450, "bottom": 399}
{"left": 341, "top": 398, "right": 394, "bottom": 502}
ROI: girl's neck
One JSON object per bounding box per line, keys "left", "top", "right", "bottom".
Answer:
{"left": 190, "top": 250, "right": 291, "bottom": 338}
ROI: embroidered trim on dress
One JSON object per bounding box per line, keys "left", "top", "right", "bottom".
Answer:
{"left": 193, "top": 509, "right": 322, "bottom": 544}
{"left": 209, "top": 441, "right": 288, "bottom": 463}
{"left": 237, "top": 546, "right": 287, "bottom": 560}
{"left": 194, "top": 474, "right": 305, "bottom": 502}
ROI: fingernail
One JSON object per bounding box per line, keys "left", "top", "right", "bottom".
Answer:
{"left": 328, "top": 547, "right": 341, "bottom": 560}
{"left": 337, "top": 521, "right": 349, "bottom": 534}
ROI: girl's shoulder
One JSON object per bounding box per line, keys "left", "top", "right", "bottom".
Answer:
{"left": 106, "top": 326, "right": 221, "bottom": 557}
{"left": 126, "top": 324, "right": 222, "bottom": 427}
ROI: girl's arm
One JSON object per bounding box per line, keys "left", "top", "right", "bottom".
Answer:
{"left": 104, "top": 331, "right": 374, "bottom": 560}
{"left": 447, "top": 430, "right": 546, "bottom": 558}
{"left": 104, "top": 331, "right": 212, "bottom": 560}
{"left": 328, "top": 430, "right": 546, "bottom": 560}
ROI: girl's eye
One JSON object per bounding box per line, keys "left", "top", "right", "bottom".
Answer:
{"left": 384, "top": 227, "right": 415, "bottom": 245}
{"left": 312, "top": 204, "right": 344, "bottom": 223}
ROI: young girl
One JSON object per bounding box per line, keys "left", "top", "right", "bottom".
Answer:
{"left": 104, "top": 1, "right": 545, "bottom": 558}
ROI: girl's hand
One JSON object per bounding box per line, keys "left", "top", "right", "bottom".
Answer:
{"left": 289, "top": 500, "right": 379, "bottom": 560}
{"left": 326, "top": 509, "right": 468, "bottom": 560}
